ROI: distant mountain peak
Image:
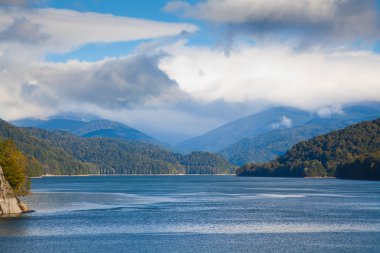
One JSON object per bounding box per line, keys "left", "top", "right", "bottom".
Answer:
{"left": 177, "top": 103, "right": 380, "bottom": 155}
{"left": 176, "top": 106, "right": 313, "bottom": 153}
{"left": 11, "top": 117, "right": 161, "bottom": 146}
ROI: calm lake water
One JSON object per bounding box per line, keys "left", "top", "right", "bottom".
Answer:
{"left": 0, "top": 176, "right": 379, "bottom": 252}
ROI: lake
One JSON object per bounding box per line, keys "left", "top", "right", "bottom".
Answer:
{"left": 0, "top": 176, "right": 379, "bottom": 252}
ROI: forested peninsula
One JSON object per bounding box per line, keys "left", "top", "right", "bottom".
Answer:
{"left": 237, "top": 118, "right": 380, "bottom": 180}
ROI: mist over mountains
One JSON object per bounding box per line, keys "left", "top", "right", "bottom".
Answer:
{"left": 11, "top": 102, "right": 380, "bottom": 168}
{"left": 178, "top": 103, "right": 380, "bottom": 165}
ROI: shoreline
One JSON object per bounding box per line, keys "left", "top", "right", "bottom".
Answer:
{"left": 31, "top": 174, "right": 340, "bottom": 179}
{"left": 31, "top": 173, "right": 235, "bottom": 178}
{"left": 304, "top": 176, "right": 336, "bottom": 179}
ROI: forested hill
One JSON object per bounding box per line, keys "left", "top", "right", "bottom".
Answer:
{"left": 220, "top": 103, "right": 380, "bottom": 166}
{"left": 237, "top": 118, "right": 380, "bottom": 180}
{"left": 0, "top": 119, "right": 97, "bottom": 177}
{"left": 25, "top": 128, "right": 234, "bottom": 175}
{"left": 12, "top": 118, "right": 161, "bottom": 146}
{"left": 0, "top": 119, "right": 234, "bottom": 176}
{"left": 219, "top": 119, "right": 349, "bottom": 166}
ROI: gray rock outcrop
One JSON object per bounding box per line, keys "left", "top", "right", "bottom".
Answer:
{"left": 0, "top": 165, "right": 29, "bottom": 215}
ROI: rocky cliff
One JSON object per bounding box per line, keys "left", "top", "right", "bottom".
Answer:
{"left": 0, "top": 165, "right": 29, "bottom": 215}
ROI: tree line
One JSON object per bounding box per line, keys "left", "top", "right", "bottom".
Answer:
{"left": 0, "top": 119, "right": 234, "bottom": 178}
{"left": 237, "top": 118, "right": 380, "bottom": 180}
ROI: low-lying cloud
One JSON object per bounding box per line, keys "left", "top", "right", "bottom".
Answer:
{"left": 270, "top": 116, "right": 293, "bottom": 129}
{"left": 159, "top": 42, "right": 380, "bottom": 111}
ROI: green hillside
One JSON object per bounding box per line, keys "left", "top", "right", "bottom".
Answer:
{"left": 25, "top": 128, "right": 234, "bottom": 175}
{"left": 0, "top": 119, "right": 233, "bottom": 176}
{"left": 13, "top": 118, "right": 161, "bottom": 145}
{"left": 336, "top": 151, "right": 380, "bottom": 180}
{"left": 0, "top": 119, "right": 98, "bottom": 177}
{"left": 237, "top": 118, "right": 380, "bottom": 180}
{"left": 220, "top": 119, "right": 350, "bottom": 166}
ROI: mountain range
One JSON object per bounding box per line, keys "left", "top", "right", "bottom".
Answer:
{"left": 11, "top": 102, "right": 380, "bottom": 169}
{"left": 176, "top": 106, "right": 314, "bottom": 153}
{"left": 12, "top": 118, "right": 161, "bottom": 146}
{"left": 0, "top": 119, "right": 233, "bottom": 176}
{"left": 176, "top": 103, "right": 380, "bottom": 165}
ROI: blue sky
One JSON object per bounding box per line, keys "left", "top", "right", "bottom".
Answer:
{"left": 46, "top": 0, "right": 184, "bottom": 19}
{"left": 44, "top": 0, "right": 214, "bottom": 62}
{"left": 0, "top": 0, "right": 380, "bottom": 142}
{"left": 43, "top": 0, "right": 380, "bottom": 62}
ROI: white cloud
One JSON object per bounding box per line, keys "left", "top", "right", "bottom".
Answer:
{"left": 0, "top": 8, "right": 197, "bottom": 55}
{"left": 0, "top": 50, "right": 250, "bottom": 136}
{"left": 0, "top": 6, "right": 201, "bottom": 134}
{"left": 159, "top": 41, "right": 380, "bottom": 111}
{"left": 317, "top": 105, "right": 344, "bottom": 117}
{"left": 270, "top": 116, "right": 293, "bottom": 129}
{"left": 0, "top": 54, "right": 183, "bottom": 114}
{"left": 0, "top": 7, "right": 259, "bottom": 139}
{"left": 0, "top": 3, "right": 379, "bottom": 141}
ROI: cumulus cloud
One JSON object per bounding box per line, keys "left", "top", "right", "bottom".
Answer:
{"left": 0, "top": 50, "right": 266, "bottom": 137}
{"left": 0, "top": 2, "right": 379, "bottom": 141}
{"left": 7, "top": 54, "right": 184, "bottom": 110}
{"left": 165, "top": 0, "right": 380, "bottom": 46}
{"left": 159, "top": 41, "right": 380, "bottom": 111}
{"left": 270, "top": 116, "right": 293, "bottom": 129}
{"left": 0, "top": 6, "right": 264, "bottom": 140}
{"left": 0, "top": 7, "right": 201, "bottom": 135}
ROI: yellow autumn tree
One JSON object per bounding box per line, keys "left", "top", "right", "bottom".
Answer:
{"left": 0, "top": 139, "right": 29, "bottom": 195}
